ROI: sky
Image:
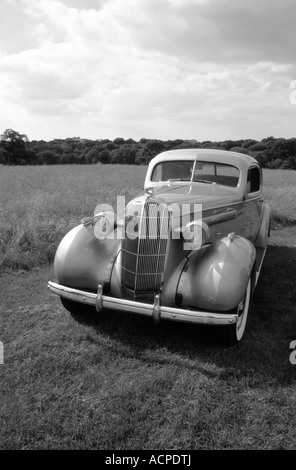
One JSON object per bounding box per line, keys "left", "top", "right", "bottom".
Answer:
{"left": 0, "top": 0, "right": 295, "bottom": 142}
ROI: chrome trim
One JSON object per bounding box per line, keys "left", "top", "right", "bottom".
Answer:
{"left": 228, "top": 232, "right": 236, "bottom": 242}
{"left": 121, "top": 200, "right": 171, "bottom": 300}
{"left": 48, "top": 281, "right": 238, "bottom": 326}
{"left": 203, "top": 196, "right": 261, "bottom": 214}
{"left": 245, "top": 193, "right": 262, "bottom": 202}
{"left": 96, "top": 284, "right": 103, "bottom": 313}
{"left": 204, "top": 208, "right": 237, "bottom": 225}
{"left": 255, "top": 247, "right": 267, "bottom": 286}
{"left": 152, "top": 294, "right": 161, "bottom": 323}
{"left": 81, "top": 216, "right": 93, "bottom": 226}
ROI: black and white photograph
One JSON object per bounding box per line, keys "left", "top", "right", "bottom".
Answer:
{"left": 1, "top": 0, "right": 296, "bottom": 453}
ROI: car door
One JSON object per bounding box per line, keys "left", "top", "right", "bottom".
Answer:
{"left": 237, "top": 165, "right": 263, "bottom": 243}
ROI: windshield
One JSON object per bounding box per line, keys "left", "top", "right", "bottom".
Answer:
{"left": 151, "top": 161, "right": 193, "bottom": 182}
{"left": 151, "top": 161, "right": 240, "bottom": 187}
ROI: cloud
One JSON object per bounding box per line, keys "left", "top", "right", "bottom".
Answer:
{"left": 0, "top": 0, "right": 295, "bottom": 141}
{"left": 110, "top": 0, "right": 296, "bottom": 64}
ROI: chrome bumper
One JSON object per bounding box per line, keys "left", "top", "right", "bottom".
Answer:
{"left": 47, "top": 281, "right": 238, "bottom": 326}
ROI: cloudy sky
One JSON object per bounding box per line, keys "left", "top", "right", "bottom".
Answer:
{"left": 0, "top": 0, "right": 295, "bottom": 142}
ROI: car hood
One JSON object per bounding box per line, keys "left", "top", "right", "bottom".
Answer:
{"left": 143, "top": 183, "right": 242, "bottom": 210}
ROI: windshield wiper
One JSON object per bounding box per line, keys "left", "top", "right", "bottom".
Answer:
{"left": 168, "top": 178, "right": 190, "bottom": 182}
{"left": 194, "top": 179, "right": 216, "bottom": 184}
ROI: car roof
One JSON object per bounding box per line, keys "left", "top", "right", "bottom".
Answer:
{"left": 150, "top": 148, "right": 258, "bottom": 167}
{"left": 144, "top": 149, "right": 260, "bottom": 190}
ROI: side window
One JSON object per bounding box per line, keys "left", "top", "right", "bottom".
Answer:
{"left": 247, "top": 166, "right": 261, "bottom": 193}
{"left": 151, "top": 164, "right": 162, "bottom": 182}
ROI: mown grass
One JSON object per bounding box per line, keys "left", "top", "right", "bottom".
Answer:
{"left": 1, "top": 240, "right": 296, "bottom": 449}
{"left": 0, "top": 164, "right": 295, "bottom": 271}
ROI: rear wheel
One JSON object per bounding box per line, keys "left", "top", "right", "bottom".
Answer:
{"left": 220, "top": 278, "right": 252, "bottom": 346}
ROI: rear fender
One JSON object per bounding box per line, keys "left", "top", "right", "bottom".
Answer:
{"left": 54, "top": 224, "right": 121, "bottom": 290}
{"left": 177, "top": 234, "right": 256, "bottom": 311}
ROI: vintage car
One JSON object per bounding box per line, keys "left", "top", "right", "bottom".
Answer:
{"left": 48, "top": 149, "right": 270, "bottom": 344}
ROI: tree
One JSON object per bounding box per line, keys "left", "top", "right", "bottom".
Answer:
{"left": 252, "top": 151, "right": 269, "bottom": 167}
{"left": 241, "top": 139, "right": 258, "bottom": 149}
{"left": 0, "top": 129, "right": 30, "bottom": 165}
{"left": 113, "top": 137, "right": 125, "bottom": 146}
{"left": 221, "top": 139, "right": 244, "bottom": 150}
{"left": 85, "top": 144, "right": 111, "bottom": 164}
{"left": 135, "top": 139, "right": 166, "bottom": 164}
{"left": 38, "top": 150, "right": 60, "bottom": 165}
{"left": 0, "top": 146, "right": 8, "bottom": 164}
{"left": 230, "top": 146, "right": 249, "bottom": 155}
{"left": 174, "top": 139, "right": 199, "bottom": 149}
{"left": 111, "top": 144, "right": 137, "bottom": 164}
{"left": 248, "top": 142, "right": 266, "bottom": 152}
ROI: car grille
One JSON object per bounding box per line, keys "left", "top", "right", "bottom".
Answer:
{"left": 121, "top": 201, "right": 171, "bottom": 303}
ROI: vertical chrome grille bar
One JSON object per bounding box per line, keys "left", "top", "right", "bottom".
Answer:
{"left": 155, "top": 203, "right": 170, "bottom": 290}
{"left": 121, "top": 200, "right": 170, "bottom": 303}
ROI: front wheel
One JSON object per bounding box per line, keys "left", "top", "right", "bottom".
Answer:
{"left": 219, "top": 278, "right": 252, "bottom": 346}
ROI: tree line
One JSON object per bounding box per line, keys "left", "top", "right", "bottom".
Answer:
{"left": 1, "top": 128, "right": 296, "bottom": 169}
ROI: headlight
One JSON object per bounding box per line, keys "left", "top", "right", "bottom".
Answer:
{"left": 182, "top": 220, "right": 210, "bottom": 250}
{"left": 93, "top": 211, "right": 117, "bottom": 239}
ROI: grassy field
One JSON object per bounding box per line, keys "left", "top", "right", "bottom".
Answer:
{"left": 263, "top": 169, "right": 296, "bottom": 226}
{"left": 0, "top": 164, "right": 146, "bottom": 270}
{"left": 1, "top": 164, "right": 296, "bottom": 450}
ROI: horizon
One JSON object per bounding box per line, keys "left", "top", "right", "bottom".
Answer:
{"left": 8, "top": 133, "right": 296, "bottom": 144}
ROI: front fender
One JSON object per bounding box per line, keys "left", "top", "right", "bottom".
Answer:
{"left": 254, "top": 202, "right": 271, "bottom": 248}
{"left": 54, "top": 224, "right": 121, "bottom": 290}
{"left": 177, "top": 235, "right": 256, "bottom": 311}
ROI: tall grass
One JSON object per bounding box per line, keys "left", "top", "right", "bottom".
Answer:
{"left": 263, "top": 169, "right": 296, "bottom": 226}
{"left": 0, "top": 165, "right": 146, "bottom": 270}
{"left": 0, "top": 165, "right": 295, "bottom": 270}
